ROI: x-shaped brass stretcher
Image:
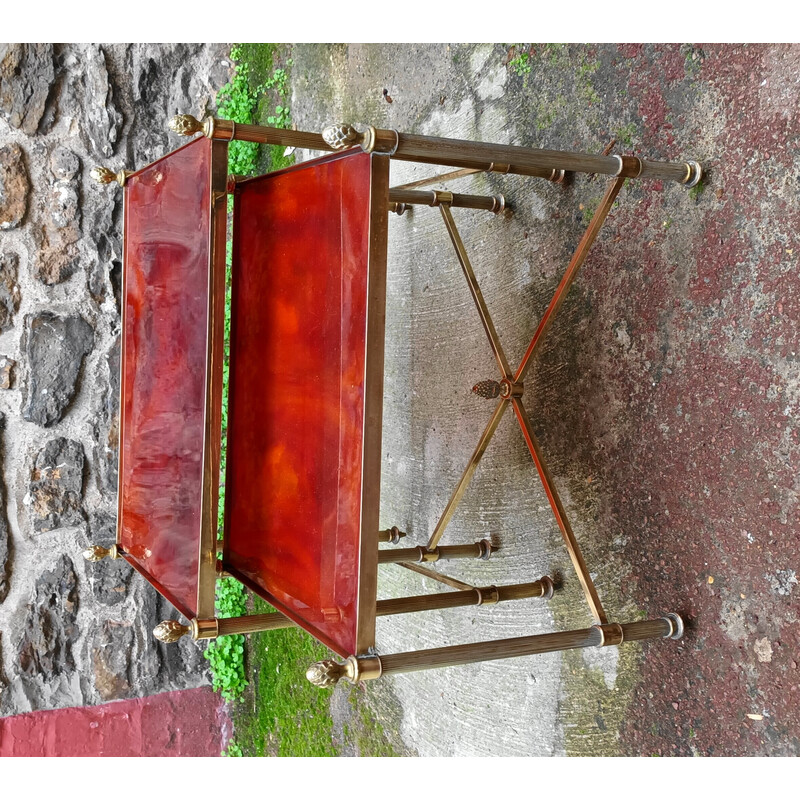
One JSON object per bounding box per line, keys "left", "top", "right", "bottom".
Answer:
{"left": 424, "top": 177, "right": 626, "bottom": 625}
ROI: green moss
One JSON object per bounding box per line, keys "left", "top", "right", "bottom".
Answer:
{"left": 688, "top": 181, "right": 705, "bottom": 201}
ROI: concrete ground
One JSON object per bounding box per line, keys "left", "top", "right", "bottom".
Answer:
{"left": 289, "top": 44, "right": 800, "bottom": 756}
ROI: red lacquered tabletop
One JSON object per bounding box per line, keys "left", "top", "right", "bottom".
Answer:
{"left": 224, "top": 150, "right": 389, "bottom": 657}
{"left": 118, "top": 136, "right": 227, "bottom": 619}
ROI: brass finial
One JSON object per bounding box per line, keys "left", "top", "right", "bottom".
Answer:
{"left": 472, "top": 379, "right": 502, "bottom": 399}
{"left": 322, "top": 123, "right": 361, "bottom": 150}
{"left": 83, "top": 544, "right": 119, "bottom": 562}
{"left": 90, "top": 167, "right": 131, "bottom": 187}
{"left": 168, "top": 114, "right": 214, "bottom": 138}
{"left": 306, "top": 659, "right": 350, "bottom": 688}
{"left": 306, "top": 654, "right": 382, "bottom": 687}
{"left": 153, "top": 620, "right": 191, "bottom": 643}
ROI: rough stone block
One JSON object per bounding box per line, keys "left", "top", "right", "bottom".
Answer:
{"left": 0, "top": 144, "right": 29, "bottom": 230}
{"left": 0, "top": 252, "right": 21, "bottom": 332}
{"left": 22, "top": 312, "right": 94, "bottom": 427}
{"left": 29, "top": 437, "right": 85, "bottom": 533}
{"left": 0, "top": 44, "right": 55, "bottom": 135}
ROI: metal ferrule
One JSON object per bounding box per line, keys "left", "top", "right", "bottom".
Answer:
{"left": 475, "top": 585, "right": 500, "bottom": 605}
{"left": 593, "top": 622, "right": 624, "bottom": 646}
{"left": 499, "top": 379, "right": 523, "bottom": 399}
{"left": 191, "top": 618, "right": 220, "bottom": 640}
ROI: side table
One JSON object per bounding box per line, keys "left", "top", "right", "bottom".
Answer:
{"left": 86, "top": 113, "right": 697, "bottom": 688}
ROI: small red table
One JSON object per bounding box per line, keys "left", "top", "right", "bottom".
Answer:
{"left": 86, "top": 114, "right": 696, "bottom": 688}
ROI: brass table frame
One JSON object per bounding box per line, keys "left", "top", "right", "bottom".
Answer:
{"left": 87, "top": 113, "right": 698, "bottom": 688}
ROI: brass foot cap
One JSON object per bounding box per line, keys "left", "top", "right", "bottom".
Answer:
{"left": 664, "top": 612, "right": 685, "bottom": 640}
{"left": 539, "top": 575, "right": 555, "bottom": 599}
{"left": 683, "top": 161, "right": 703, "bottom": 188}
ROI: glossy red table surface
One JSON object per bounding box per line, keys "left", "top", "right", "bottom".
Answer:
{"left": 224, "top": 150, "right": 389, "bottom": 656}
{"left": 119, "top": 136, "right": 225, "bottom": 619}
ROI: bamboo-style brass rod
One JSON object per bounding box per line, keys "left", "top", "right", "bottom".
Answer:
{"left": 386, "top": 131, "right": 699, "bottom": 185}
{"left": 392, "top": 167, "right": 484, "bottom": 190}
{"left": 511, "top": 397, "right": 607, "bottom": 624}
{"left": 389, "top": 188, "right": 505, "bottom": 213}
{"left": 426, "top": 399, "right": 509, "bottom": 550}
{"left": 378, "top": 541, "right": 493, "bottom": 564}
{"left": 376, "top": 578, "right": 552, "bottom": 617}
{"left": 514, "top": 177, "right": 625, "bottom": 383}
{"left": 378, "top": 616, "right": 676, "bottom": 674}
{"left": 217, "top": 614, "right": 294, "bottom": 636}
{"left": 439, "top": 203, "right": 512, "bottom": 379}
{"left": 305, "top": 615, "right": 683, "bottom": 685}
{"left": 398, "top": 563, "right": 475, "bottom": 590}
{"left": 168, "top": 115, "right": 700, "bottom": 186}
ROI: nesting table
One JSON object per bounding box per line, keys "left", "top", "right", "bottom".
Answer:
{"left": 85, "top": 113, "right": 698, "bottom": 687}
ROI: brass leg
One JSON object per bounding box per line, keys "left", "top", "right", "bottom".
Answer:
{"left": 306, "top": 615, "right": 684, "bottom": 686}
{"left": 378, "top": 541, "right": 494, "bottom": 564}
{"left": 167, "top": 114, "right": 702, "bottom": 187}
{"left": 153, "top": 613, "right": 294, "bottom": 643}
{"left": 376, "top": 577, "right": 554, "bottom": 617}
{"left": 389, "top": 188, "right": 506, "bottom": 213}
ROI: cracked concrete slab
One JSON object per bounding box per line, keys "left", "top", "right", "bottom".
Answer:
{"left": 289, "top": 43, "right": 800, "bottom": 757}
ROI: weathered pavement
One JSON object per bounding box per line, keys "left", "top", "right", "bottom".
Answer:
{"left": 290, "top": 44, "right": 800, "bottom": 756}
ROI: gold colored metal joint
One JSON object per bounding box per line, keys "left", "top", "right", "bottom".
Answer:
{"left": 663, "top": 612, "right": 685, "bottom": 640}
{"left": 490, "top": 195, "right": 506, "bottom": 213}
{"left": 549, "top": 169, "right": 567, "bottom": 184}
{"left": 488, "top": 162, "right": 511, "bottom": 174}
{"left": 593, "top": 622, "right": 624, "bottom": 647}
{"left": 476, "top": 539, "right": 494, "bottom": 560}
{"left": 418, "top": 546, "right": 439, "bottom": 563}
{"left": 191, "top": 618, "right": 220, "bottom": 640}
{"left": 153, "top": 620, "right": 191, "bottom": 643}
{"left": 90, "top": 167, "right": 132, "bottom": 187}
{"left": 168, "top": 114, "right": 215, "bottom": 139}
{"left": 539, "top": 575, "right": 555, "bottom": 600}
{"left": 306, "top": 655, "right": 383, "bottom": 688}
{"left": 430, "top": 190, "right": 454, "bottom": 207}
{"left": 82, "top": 544, "right": 119, "bottom": 562}
{"left": 475, "top": 585, "right": 500, "bottom": 605}
{"left": 499, "top": 379, "right": 523, "bottom": 399}
{"left": 473, "top": 379, "right": 502, "bottom": 399}
{"left": 682, "top": 161, "right": 703, "bottom": 188}
{"left": 389, "top": 202, "right": 408, "bottom": 216}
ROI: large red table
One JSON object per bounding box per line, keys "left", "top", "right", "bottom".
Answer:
{"left": 85, "top": 113, "right": 696, "bottom": 688}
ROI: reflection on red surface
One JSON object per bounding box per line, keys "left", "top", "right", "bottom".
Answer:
{"left": 120, "top": 137, "right": 211, "bottom": 617}
{"left": 225, "top": 151, "right": 373, "bottom": 656}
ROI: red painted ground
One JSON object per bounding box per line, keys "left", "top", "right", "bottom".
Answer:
{"left": 0, "top": 688, "right": 229, "bottom": 757}
{"left": 541, "top": 44, "right": 800, "bottom": 755}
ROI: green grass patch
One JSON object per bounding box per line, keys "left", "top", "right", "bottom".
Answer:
{"left": 207, "top": 43, "right": 297, "bottom": 707}
{"left": 231, "top": 599, "right": 404, "bottom": 757}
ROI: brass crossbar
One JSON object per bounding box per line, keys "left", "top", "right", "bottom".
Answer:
{"left": 423, "top": 178, "right": 627, "bottom": 624}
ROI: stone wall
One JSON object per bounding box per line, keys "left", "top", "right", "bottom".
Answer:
{"left": 0, "top": 43, "right": 231, "bottom": 716}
